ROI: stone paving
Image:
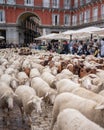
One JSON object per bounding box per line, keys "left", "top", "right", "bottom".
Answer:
{"left": 0, "top": 103, "right": 53, "bottom": 130}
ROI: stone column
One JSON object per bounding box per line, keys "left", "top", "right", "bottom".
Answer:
{"left": 6, "top": 27, "right": 19, "bottom": 44}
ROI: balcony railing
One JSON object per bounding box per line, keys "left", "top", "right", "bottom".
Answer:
{"left": 71, "top": 15, "right": 104, "bottom": 27}
{"left": 73, "top": 0, "right": 100, "bottom": 9}
{"left": 0, "top": 0, "right": 101, "bottom": 11}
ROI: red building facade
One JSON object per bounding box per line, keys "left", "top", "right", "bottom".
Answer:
{"left": 0, "top": 0, "right": 103, "bottom": 44}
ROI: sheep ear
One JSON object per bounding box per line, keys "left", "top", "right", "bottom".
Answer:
{"left": 0, "top": 92, "right": 7, "bottom": 100}
{"left": 45, "top": 92, "right": 49, "bottom": 97}
{"left": 40, "top": 97, "right": 44, "bottom": 100}
{"left": 13, "top": 93, "right": 18, "bottom": 97}
{"left": 95, "top": 104, "right": 104, "bottom": 110}
{"left": 78, "top": 79, "right": 82, "bottom": 83}
{"left": 27, "top": 100, "right": 33, "bottom": 105}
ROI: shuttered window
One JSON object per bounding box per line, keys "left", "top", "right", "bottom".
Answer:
{"left": 0, "top": 10, "right": 5, "bottom": 23}
{"left": 52, "top": 14, "right": 59, "bottom": 25}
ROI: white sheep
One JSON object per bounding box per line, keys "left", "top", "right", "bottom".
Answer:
{"left": 29, "top": 68, "right": 40, "bottom": 79}
{"left": 71, "top": 87, "right": 104, "bottom": 104}
{"left": 17, "top": 71, "right": 29, "bottom": 85}
{"left": 0, "top": 81, "right": 15, "bottom": 125}
{"left": 31, "top": 77, "right": 57, "bottom": 104}
{"left": 50, "top": 92, "right": 104, "bottom": 130}
{"left": 56, "top": 108, "right": 104, "bottom": 130}
{"left": 41, "top": 71, "right": 56, "bottom": 89}
{"left": 15, "top": 85, "right": 43, "bottom": 125}
{"left": 56, "top": 79, "right": 80, "bottom": 94}
{"left": 22, "top": 59, "right": 31, "bottom": 70}
{"left": 0, "top": 73, "right": 18, "bottom": 90}
{"left": 31, "top": 62, "right": 44, "bottom": 73}
{"left": 79, "top": 74, "right": 103, "bottom": 93}
{"left": 99, "top": 90, "right": 104, "bottom": 97}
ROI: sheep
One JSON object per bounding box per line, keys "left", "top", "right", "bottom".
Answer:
{"left": 0, "top": 81, "right": 15, "bottom": 125}
{"left": 71, "top": 87, "right": 104, "bottom": 104}
{"left": 56, "top": 79, "right": 80, "bottom": 94}
{"left": 17, "top": 71, "right": 29, "bottom": 85}
{"left": 22, "top": 59, "right": 31, "bottom": 70}
{"left": 41, "top": 71, "right": 56, "bottom": 89}
{"left": 15, "top": 85, "right": 43, "bottom": 125}
{"left": 99, "top": 90, "right": 104, "bottom": 97}
{"left": 50, "top": 92, "right": 104, "bottom": 130}
{"left": 0, "top": 74, "right": 18, "bottom": 90}
{"left": 0, "top": 68, "right": 4, "bottom": 77}
{"left": 96, "top": 69, "right": 104, "bottom": 85}
{"left": 31, "top": 62, "right": 44, "bottom": 73}
{"left": 56, "top": 108, "right": 104, "bottom": 130}
{"left": 79, "top": 74, "right": 103, "bottom": 93}
{"left": 29, "top": 68, "right": 40, "bottom": 79}
{"left": 31, "top": 77, "right": 57, "bottom": 104}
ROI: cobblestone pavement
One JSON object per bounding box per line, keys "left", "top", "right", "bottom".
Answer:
{"left": 0, "top": 103, "right": 53, "bottom": 130}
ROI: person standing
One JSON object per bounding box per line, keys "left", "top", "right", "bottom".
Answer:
{"left": 100, "top": 39, "right": 104, "bottom": 57}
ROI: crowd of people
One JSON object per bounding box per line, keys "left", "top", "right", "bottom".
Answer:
{"left": 46, "top": 39, "right": 104, "bottom": 58}
{"left": 0, "top": 38, "right": 104, "bottom": 58}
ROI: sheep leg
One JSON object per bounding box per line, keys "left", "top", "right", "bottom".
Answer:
{"left": 19, "top": 106, "right": 25, "bottom": 123}
{"left": 2, "top": 109, "right": 6, "bottom": 122}
{"left": 27, "top": 114, "right": 32, "bottom": 126}
{"left": 50, "top": 117, "right": 57, "bottom": 130}
{"left": 6, "top": 108, "right": 10, "bottom": 126}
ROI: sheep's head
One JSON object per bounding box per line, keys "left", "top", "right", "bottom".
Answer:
{"left": 27, "top": 96, "right": 43, "bottom": 114}
{"left": 0, "top": 91, "right": 15, "bottom": 110}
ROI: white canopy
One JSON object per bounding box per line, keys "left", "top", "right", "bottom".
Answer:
{"left": 0, "top": 36, "right": 5, "bottom": 40}
{"left": 92, "top": 28, "right": 104, "bottom": 37}
{"left": 35, "top": 27, "right": 104, "bottom": 41}
{"left": 35, "top": 33, "right": 58, "bottom": 40}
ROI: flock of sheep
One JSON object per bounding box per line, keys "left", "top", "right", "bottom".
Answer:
{"left": 0, "top": 48, "right": 104, "bottom": 130}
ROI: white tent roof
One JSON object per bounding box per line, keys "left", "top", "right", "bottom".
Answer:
{"left": 76, "top": 26, "right": 101, "bottom": 33}
{"left": 0, "top": 36, "right": 5, "bottom": 40}
{"left": 35, "top": 33, "right": 58, "bottom": 40}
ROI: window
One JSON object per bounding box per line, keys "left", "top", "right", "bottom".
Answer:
{"left": 64, "top": 14, "right": 70, "bottom": 26}
{"left": 101, "top": 5, "right": 104, "bottom": 19}
{"left": 86, "top": 0, "right": 91, "bottom": 3}
{"left": 80, "top": 0, "right": 84, "bottom": 6}
{"left": 52, "top": 14, "right": 59, "bottom": 25}
{"left": 64, "top": 0, "right": 70, "bottom": 9}
{"left": 24, "top": 0, "right": 34, "bottom": 6}
{"left": 0, "top": 0, "right": 5, "bottom": 4}
{"left": 79, "top": 12, "right": 83, "bottom": 24}
{"left": 43, "top": 0, "right": 50, "bottom": 8}
{"left": 7, "top": 0, "right": 15, "bottom": 4}
{"left": 93, "top": 7, "right": 98, "bottom": 21}
{"left": 72, "top": 15, "right": 77, "bottom": 26}
{"left": 52, "top": 0, "right": 59, "bottom": 8}
{"left": 0, "top": 10, "right": 5, "bottom": 23}
{"left": 84, "top": 10, "right": 90, "bottom": 23}
{"left": 74, "top": 0, "right": 78, "bottom": 8}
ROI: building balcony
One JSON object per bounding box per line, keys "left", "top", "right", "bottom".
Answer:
{"left": 0, "top": 2, "right": 72, "bottom": 11}
{"left": 73, "top": 0, "right": 101, "bottom": 9}
{"left": 71, "top": 15, "right": 104, "bottom": 29}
